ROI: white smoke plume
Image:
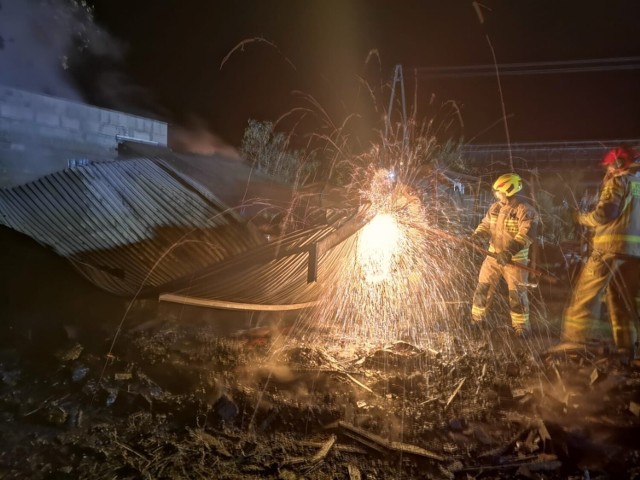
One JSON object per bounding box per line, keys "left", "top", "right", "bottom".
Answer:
{"left": 0, "top": 0, "right": 122, "bottom": 100}
{"left": 0, "top": 0, "right": 237, "bottom": 155}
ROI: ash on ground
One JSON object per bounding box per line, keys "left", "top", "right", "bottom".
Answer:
{"left": 1, "top": 301, "right": 640, "bottom": 480}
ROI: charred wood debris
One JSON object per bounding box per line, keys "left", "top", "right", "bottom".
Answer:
{"left": 1, "top": 314, "right": 640, "bottom": 480}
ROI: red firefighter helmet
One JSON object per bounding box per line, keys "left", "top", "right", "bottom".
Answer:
{"left": 601, "top": 146, "right": 637, "bottom": 169}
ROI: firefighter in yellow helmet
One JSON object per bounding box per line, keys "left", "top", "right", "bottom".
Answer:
{"left": 557, "top": 146, "right": 640, "bottom": 361}
{"left": 469, "top": 173, "right": 539, "bottom": 336}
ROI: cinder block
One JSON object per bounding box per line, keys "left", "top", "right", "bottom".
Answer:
{"left": 0, "top": 104, "right": 33, "bottom": 121}
{"left": 125, "top": 115, "right": 137, "bottom": 129}
{"left": 100, "top": 124, "right": 117, "bottom": 136}
{"left": 79, "top": 107, "right": 100, "bottom": 122}
{"left": 110, "top": 111, "right": 123, "bottom": 124}
{"left": 0, "top": 87, "right": 166, "bottom": 164}
{"left": 132, "top": 130, "right": 151, "bottom": 141}
{"left": 83, "top": 120, "right": 101, "bottom": 133}
{"left": 61, "top": 116, "right": 81, "bottom": 130}
{"left": 37, "top": 124, "right": 71, "bottom": 140}
{"left": 153, "top": 121, "right": 167, "bottom": 135}
{"left": 65, "top": 104, "right": 84, "bottom": 118}
{"left": 36, "top": 112, "right": 60, "bottom": 127}
{"left": 33, "top": 96, "right": 59, "bottom": 114}
{"left": 86, "top": 133, "right": 117, "bottom": 149}
{"left": 102, "top": 135, "right": 118, "bottom": 148}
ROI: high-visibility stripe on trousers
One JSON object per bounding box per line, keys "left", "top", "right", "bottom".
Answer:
{"left": 472, "top": 256, "right": 530, "bottom": 328}
{"left": 562, "top": 251, "right": 640, "bottom": 352}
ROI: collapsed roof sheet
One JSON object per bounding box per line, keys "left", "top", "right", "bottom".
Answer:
{"left": 118, "top": 141, "right": 295, "bottom": 221}
{"left": 0, "top": 155, "right": 360, "bottom": 308}
{"left": 0, "top": 158, "right": 266, "bottom": 296}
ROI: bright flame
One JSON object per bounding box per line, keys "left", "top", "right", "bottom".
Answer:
{"left": 357, "top": 213, "right": 401, "bottom": 283}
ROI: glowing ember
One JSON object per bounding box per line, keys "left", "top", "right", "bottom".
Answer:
{"left": 357, "top": 213, "right": 401, "bottom": 283}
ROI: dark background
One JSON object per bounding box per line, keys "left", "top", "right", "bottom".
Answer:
{"left": 3, "top": 0, "right": 640, "bottom": 147}
{"left": 81, "top": 0, "right": 640, "bottom": 146}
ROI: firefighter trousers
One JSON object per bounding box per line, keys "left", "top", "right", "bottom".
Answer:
{"left": 562, "top": 250, "right": 640, "bottom": 354}
{"left": 471, "top": 256, "right": 530, "bottom": 328}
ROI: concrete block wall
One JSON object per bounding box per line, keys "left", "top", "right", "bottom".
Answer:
{"left": 0, "top": 85, "right": 168, "bottom": 187}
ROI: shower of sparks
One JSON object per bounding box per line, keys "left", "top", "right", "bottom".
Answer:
{"left": 295, "top": 167, "right": 481, "bottom": 351}
{"left": 264, "top": 94, "right": 552, "bottom": 356}
{"left": 357, "top": 213, "right": 401, "bottom": 283}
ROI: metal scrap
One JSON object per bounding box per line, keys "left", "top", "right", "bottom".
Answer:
{"left": 286, "top": 435, "right": 337, "bottom": 468}
{"left": 461, "top": 454, "right": 561, "bottom": 473}
{"left": 444, "top": 377, "right": 466, "bottom": 410}
{"left": 337, "top": 421, "right": 445, "bottom": 461}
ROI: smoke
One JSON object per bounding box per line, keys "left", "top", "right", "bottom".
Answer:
{"left": 0, "top": 0, "right": 122, "bottom": 100}
{"left": 0, "top": 0, "right": 237, "bottom": 154}
{"left": 169, "top": 118, "right": 241, "bottom": 157}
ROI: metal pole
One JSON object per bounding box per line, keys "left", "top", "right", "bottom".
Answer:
{"left": 384, "top": 65, "right": 409, "bottom": 154}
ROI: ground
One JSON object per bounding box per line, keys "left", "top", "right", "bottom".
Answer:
{"left": 1, "top": 227, "right": 640, "bottom": 479}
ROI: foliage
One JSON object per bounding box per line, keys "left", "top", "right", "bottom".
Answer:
{"left": 239, "top": 119, "right": 319, "bottom": 186}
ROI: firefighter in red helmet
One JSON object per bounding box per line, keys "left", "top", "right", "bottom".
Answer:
{"left": 469, "top": 173, "right": 539, "bottom": 337}
{"left": 557, "top": 145, "right": 640, "bottom": 361}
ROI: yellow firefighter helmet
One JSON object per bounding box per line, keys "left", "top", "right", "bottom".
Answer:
{"left": 492, "top": 173, "right": 522, "bottom": 197}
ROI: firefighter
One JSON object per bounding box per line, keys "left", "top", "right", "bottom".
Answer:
{"left": 558, "top": 146, "right": 640, "bottom": 361}
{"left": 470, "top": 173, "right": 538, "bottom": 337}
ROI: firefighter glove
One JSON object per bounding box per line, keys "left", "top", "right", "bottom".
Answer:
{"left": 495, "top": 251, "right": 513, "bottom": 266}
{"left": 571, "top": 208, "right": 582, "bottom": 224}
{"left": 577, "top": 212, "right": 591, "bottom": 226}
{"left": 506, "top": 239, "right": 524, "bottom": 255}
{"left": 469, "top": 233, "right": 486, "bottom": 247}
{"left": 571, "top": 209, "right": 591, "bottom": 226}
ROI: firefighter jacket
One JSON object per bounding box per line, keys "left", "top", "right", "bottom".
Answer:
{"left": 578, "top": 170, "right": 640, "bottom": 257}
{"left": 474, "top": 196, "right": 538, "bottom": 262}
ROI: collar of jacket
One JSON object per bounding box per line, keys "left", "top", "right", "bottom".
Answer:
{"left": 606, "top": 168, "right": 634, "bottom": 180}
{"left": 504, "top": 196, "right": 519, "bottom": 207}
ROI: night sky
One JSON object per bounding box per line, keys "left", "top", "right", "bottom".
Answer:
{"left": 4, "top": 0, "right": 640, "bottom": 147}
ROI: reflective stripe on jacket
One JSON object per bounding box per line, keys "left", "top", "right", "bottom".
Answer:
{"left": 580, "top": 172, "right": 640, "bottom": 257}
{"left": 474, "top": 197, "right": 537, "bottom": 261}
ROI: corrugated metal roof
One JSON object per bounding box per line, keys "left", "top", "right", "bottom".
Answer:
{"left": 118, "top": 141, "right": 296, "bottom": 220}
{"left": 151, "top": 223, "right": 357, "bottom": 306}
{"left": 0, "top": 154, "right": 364, "bottom": 308}
{"left": 0, "top": 158, "right": 266, "bottom": 296}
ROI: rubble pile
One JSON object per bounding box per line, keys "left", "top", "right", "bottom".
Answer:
{"left": 1, "top": 311, "right": 639, "bottom": 480}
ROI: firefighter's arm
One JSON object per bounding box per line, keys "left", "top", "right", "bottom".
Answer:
{"left": 509, "top": 204, "right": 538, "bottom": 254}
{"left": 579, "top": 176, "right": 624, "bottom": 227}
{"left": 472, "top": 203, "right": 496, "bottom": 242}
